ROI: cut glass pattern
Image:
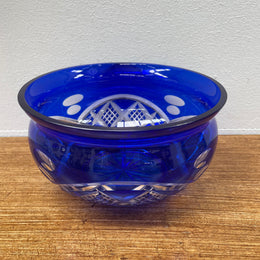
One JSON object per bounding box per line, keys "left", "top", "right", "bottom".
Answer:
{"left": 78, "top": 95, "right": 169, "bottom": 127}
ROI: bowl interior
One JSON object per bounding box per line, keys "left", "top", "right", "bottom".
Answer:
{"left": 23, "top": 63, "right": 223, "bottom": 128}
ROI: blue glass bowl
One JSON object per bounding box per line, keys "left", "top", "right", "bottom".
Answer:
{"left": 18, "top": 63, "right": 227, "bottom": 206}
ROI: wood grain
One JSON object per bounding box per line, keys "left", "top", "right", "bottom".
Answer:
{"left": 0, "top": 136, "right": 259, "bottom": 259}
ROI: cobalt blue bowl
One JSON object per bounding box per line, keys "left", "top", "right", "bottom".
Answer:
{"left": 18, "top": 63, "right": 227, "bottom": 206}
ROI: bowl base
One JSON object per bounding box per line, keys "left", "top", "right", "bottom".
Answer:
{"left": 59, "top": 182, "right": 188, "bottom": 206}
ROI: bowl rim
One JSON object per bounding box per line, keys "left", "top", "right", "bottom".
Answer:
{"left": 18, "top": 62, "right": 227, "bottom": 138}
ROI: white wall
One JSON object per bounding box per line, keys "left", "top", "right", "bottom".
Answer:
{"left": 1, "top": 0, "right": 259, "bottom": 136}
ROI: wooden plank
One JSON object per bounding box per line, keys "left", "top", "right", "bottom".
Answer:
{"left": 0, "top": 136, "right": 259, "bottom": 259}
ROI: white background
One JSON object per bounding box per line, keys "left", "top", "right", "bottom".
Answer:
{"left": 1, "top": 0, "right": 259, "bottom": 136}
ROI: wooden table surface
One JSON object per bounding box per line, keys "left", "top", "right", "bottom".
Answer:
{"left": 0, "top": 136, "right": 259, "bottom": 259}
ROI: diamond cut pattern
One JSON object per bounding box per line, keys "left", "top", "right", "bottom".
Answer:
{"left": 58, "top": 184, "right": 189, "bottom": 206}
{"left": 82, "top": 99, "right": 163, "bottom": 127}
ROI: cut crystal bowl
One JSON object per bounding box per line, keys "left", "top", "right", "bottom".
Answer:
{"left": 18, "top": 63, "right": 227, "bottom": 206}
